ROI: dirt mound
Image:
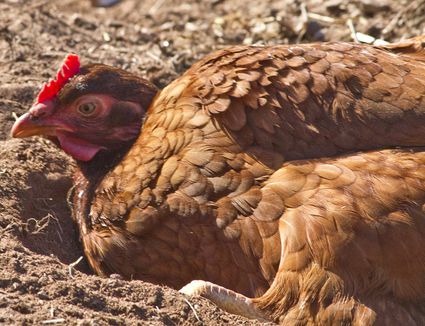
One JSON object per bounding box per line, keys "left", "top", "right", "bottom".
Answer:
{"left": 1, "top": 0, "right": 424, "bottom": 324}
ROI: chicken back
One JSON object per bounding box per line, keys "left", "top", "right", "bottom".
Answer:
{"left": 12, "top": 36, "right": 425, "bottom": 324}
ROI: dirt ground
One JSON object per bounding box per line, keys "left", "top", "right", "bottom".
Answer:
{"left": 0, "top": 0, "right": 424, "bottom": 324}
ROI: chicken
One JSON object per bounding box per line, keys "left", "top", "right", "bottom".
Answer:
{"left": 11, "top": 36, "right": 425, "bottom": 324}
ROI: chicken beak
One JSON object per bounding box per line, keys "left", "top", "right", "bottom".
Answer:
{"left": 11, "top": 112, "right": 56, "bottom": 138}
{"left": 12, "top": 112, "right": 37, "bottom": 138}
{"left": 11, "top": 99, "right": 63, "bottom": 138}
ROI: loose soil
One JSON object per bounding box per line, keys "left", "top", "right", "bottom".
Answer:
{"left": 0, "top": 0, "right": 424, "bottom": 324}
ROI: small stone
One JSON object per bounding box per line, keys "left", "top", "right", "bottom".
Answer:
{"left": 73, "top": 16, "right": 97, "bottom": 30}
{"left": 109, "top": 273, "right": 124, "bottom": 280}
{"left": 37, "top": 290, "right": 49, "bottom": 300}
{"left": 146, "top": 295, "right": 158, "bottom": 306}
{"left": 251, "top": 22, "right": 267, "bottom": 35}
{"left": 325, "top": 0, "right": 344, "bottom": 11}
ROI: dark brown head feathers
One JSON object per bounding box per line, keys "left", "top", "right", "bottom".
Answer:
{"left": 58, "top": 64, "right": 158, "bottom": 108}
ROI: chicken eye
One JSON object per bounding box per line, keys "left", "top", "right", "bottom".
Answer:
{"left": 78, "top": 102, "right": 97, "bottom": 116}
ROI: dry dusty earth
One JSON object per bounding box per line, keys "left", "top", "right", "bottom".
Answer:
{"left": 0, "top": 0, "right": 424, "bottom": 324}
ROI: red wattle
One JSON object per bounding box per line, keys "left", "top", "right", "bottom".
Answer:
{"left": 56, "top": 132, "right": 103, "bottom": 162}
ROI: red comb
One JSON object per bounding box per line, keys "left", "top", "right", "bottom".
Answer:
{"left": 36, "top": 54, "right": 80, "bottom": 103}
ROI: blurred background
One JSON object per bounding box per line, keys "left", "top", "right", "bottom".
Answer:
{"left": 1, "top": 0, "right": 424, "bottom": 91}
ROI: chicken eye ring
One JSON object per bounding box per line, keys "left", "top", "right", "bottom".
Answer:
{"left": 78, "top": 102, "right": 97, "bottom": 116}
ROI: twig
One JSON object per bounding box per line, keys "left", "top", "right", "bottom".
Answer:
{"left": 184, "top": 298, "right": 202, "bottom": 323}
{"left": 0, "top": 99, "right": 26, "bottom": 110}
{"left": 55, "top": 229, "right": 63, "bottom": 243}
{"left": 0, "top": 223, "right": 15, "bottom": 237}
{"left": 382, "top": 0, "right": 421, "bottom": 36}
{"left": 145, "top": 51, "right": 163, "bottom": 64}
{"left": 39, "top": 10, "right": 101, "bottom": 43}
{"left": 307, "top": 12, "right": 337, "bottom": 24}
{"left": 347, "top": 19, "right": 359, "bottom": 43}
{"left": 40, "top": 51, "right": 69, "bottom": 59}
{"left": 41, "top": 319, "right": 65, "bottom": 325}
{"left": 25, "top": 214, "right": 53, "bottom": 235}
{"left": 296, "top": 3, "right": 309, "bottom": 43}
{"left": 118, "top": 1, "right": 139, "bottom": 20}
{"left": 51, "top": 212, "right": 64, "bottom": 235}
{"left": 148, "top": 0, "right": 167, "bottom": 15}
{"left": 24, "top": 0, "right": 52, "bottom": 11}
{"left": 300, "top": 3, "right": 308, "bottom": 24}
{"left": 68, "top": 256, "right": 83, "bottom": 278}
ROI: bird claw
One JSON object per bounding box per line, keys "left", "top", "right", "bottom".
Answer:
{"left": 179, "top": 280, "right": 209, "bottom": 296}
{"left": 179, "top": 280, "right": 270, "bottom": 322}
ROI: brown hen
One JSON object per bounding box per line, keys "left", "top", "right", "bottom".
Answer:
{"left": 11, "top": 36, "right": 425, "bottom": 324}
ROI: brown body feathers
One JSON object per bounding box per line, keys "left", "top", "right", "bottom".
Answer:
{"left": 15, "top": 37, "right": 425, "bottom": 324}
